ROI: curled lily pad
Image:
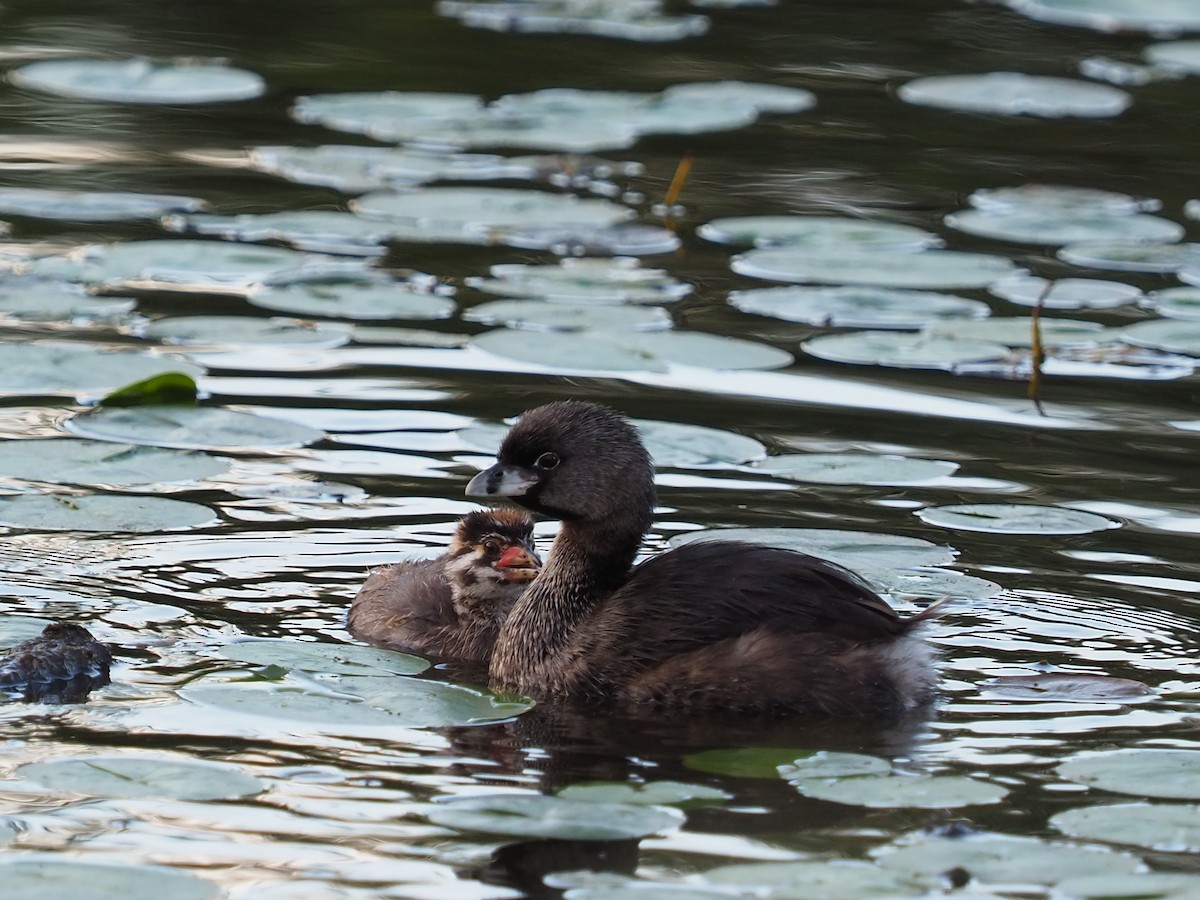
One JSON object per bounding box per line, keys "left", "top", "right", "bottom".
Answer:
{"left": 219, "top": 639, "right": 429, "bottom": 676}
{"left": 669, "top": 527, "right": 956, "bottom": 569}
{"left": 1052, "top": 803, "right": 1200, "bottom": 852}
{"left": 426, "top": 793, "right": 684, "bottom": 840}
{"left": 0, "top": 857, "right": 217, "bottom": 900}
{"left": 898, "top": 72, "right": 1131, "bottom": 117}
{"left": 945, "top": 208, "right": 1182, "bottom": 245}
{"left": 990, "top": 275, "right": 1141, "bottom": 309}
{"left": 16, "top": 755, "right": 263, "bottom": 800}
{"left": 876, "top": 834, "right": 1143, "bottom": 883}
{"left": 983, "top": 673, "right": 1154, "bottom": 701}
{"left": 925, "top": 316, "right": 1108, "bottom": 348}
{"left": 467, "top": 258, "right": 691, "bottom": 304}
{"left": 917, "top": 503, "right": 1119, "bottom": 534}
{"left": 699, "top": 216, "right": 939, "bottom": 251}
{"left": 730, "top": 285, "right": 988, "bottom": 329}
{"left": 1005, "top": 0, "right": 1200, "bottom": 33}
{"left": 0, "top": 492, "right": 216, "bottom": 532}
{"left": 0, "top": 188, "right": 204, "bottom": 222}
{"left": 1058, "top": 749, "right": 1200, "bottom": 799}
{"left": 557, "top": 780, "right": 731, "bottom": 805}
{"left": 0, "top": 439, "right": 225, "bottom": 486}
{"left": 141, "top": 316, "right": 353, "bottom": 349}
{"left": 701, "top": 860, "right": 928, "bottom": 897}
{"left": 1058, "top": 241, "right": 1200, "bottom": 273}
{"left": 754, "top": 453, "right": 958, "bottom": 485}
{"left": 1147, "top": 286, "right": 1200, "bottom": 319}
{"left": 732, "top": 247, "right": 1021, "bottom": 289}
{"left": 971, "top": 183, "right": 1159, "bottom": 215}
{"left": 248, "top": 279, "right": 455, "bottom": 320}
{"left": 464, "top": 299, "right": 670, "bottom": 331}
{"left": 0, "top": 343, "right": 203, "bottom": 396}
{"left": 801, "top": 331, "right": 1008, "bottom": 369}
{"left": 1120, "top": 319, "right": 1200, "bottom": 356}
{"left": 1146, "top": 40, "right": 1200, "bottom": 73}
{"left": 9, "top": 58, "right": 265, "bottom": 104}
{"left": 791, "top": 773, "right": 1007, "bottom": 808}
{"left": 66, "top": 406, "right": 323, "bottom": 451}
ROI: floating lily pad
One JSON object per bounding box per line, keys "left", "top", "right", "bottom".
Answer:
{"left": 792, "top": 773, "right": 1007, "bottom": 808}
{"left": 472, "top": 327, "right": 791, "bottom": 372}
{"left": 167, "top": 210, "right": 402, "bottom": 256}
{"left": 66, "top": 406, "right": 323, "bottom": 451}
{"left": 1005, "top": 0, "right": 1200, "bottom": 33}
{"left": 0, "top": 857, "right": 217, "bottom": 900}
{"left": 0, "top": 281, "right": 134, "bottom": 323}
{"left": 925, "top": 316, "right": 1108, "bottom": 347}
{"left": 464, "top": 299, "right": 670, "bottom": 331}
{"left": 1058, "top": 241, "right": 1200, "bottom": 273}
{"left": 730, "top": 285, "right": 988, "bottom": 329}
{"left": 898, "top": 72, "right": 1131, "bottom": 117}
{"left": 16, "top": 755, "right": 263, "bottom": 800}
{"left": 9, "top": 58, "right": 265, "bottom": 104}
{"left": 219, "top": 639, "right": 429, "bottom": 676}
{"left": 983, "top": 673, "right": 1154, "bottom": 700}
{"left": 945, "top": 208, "right": 1182, "bottom": 245}
{"left": 857, "top": 566, "right": 1002, "bottom": 601}
{"left": 876, "top": 834, "right": 1143, "bottom": 883}
{"left": 557, "top": 780, "right": 732, "bottom": 805}
{"left": 438, "top": 2, "right": 711, "bottom": 42}
{"left": 0, "top": 343, "right": 203, "bottom": 396}
{"left": 732, "top": 247, "right": 1021, "bottom": 289}
{"left": 801, "top": 331, "right": 1009, "bottom": 369}
{"left": 1058, "top": 749, "right": 1200, "bottom": 799}
{"left": 248, "top": 278, "right": 455, "bottom": 320}
{"left": 493, "top": 87, "right": 758, "bottom": 137}
{"left": 467, "top": 258, "right": 692, "bottom": 304}
{"left": 0, "top": 439, "right": 225, "bottom": 486}
{"left": 141, "top": 315, "right": 353, "bottom": 349}
{"left": 352, "top": 326, "right": 468, "bottom": 347}
{"left": 779, "top": 751, "right": 892, "bottom": 781}
{"left": 0, "top": 492, "right": 216, "bottom": 532}
{"left": 970, "top": 183, "right": 1158, "bottom": 215}
{"left": 699, "top": 216, "right": 939, "bottom": 251}
{"left": 1120, "top": 319, "right": 1200, "bottom": 356}
{"left": 669, "top": 527, "right": 956, "bottom": 569}
{"left": 683, "top": 747, "right": 816, "bottom": 779}
{"left": 917, "top": 503, "right": 1119, "bottom": 534}
{"left": 1053, "top": 803, "right": 1200, "bottom": 852}
{"left": 662, "top": 80, "right": 816, "bottom": 113}
{"left": 1055, "top": 873, "right": 1200, "bottom": 898}
{"left": 249, "top": 144, "right": 524, "bottom": 192}
{"left": 1147, "top": 286, "right": 1200, "bottom": 319}
{"left": 292, "top": 90, "right": 486, "bottom": 134}
{"left": 754, "top": 453, "right": 958, "bottom": 485}
{"left": 990, "top": 275, "right": 1141, "bottom": 309}
{"left": 496, "top": 222, "right": 680, "bottom": 256}
{"left": 426, "top": 793, "right": 684, "bottom": 840}
{"left": 0, "top": 187, "right": 204, "bottom": 222}
{"left": 701, "top": 860, "right": 928, "bottom": 898}
{"left": 1146, "top": 40, "right": 1200, "bottom": 73}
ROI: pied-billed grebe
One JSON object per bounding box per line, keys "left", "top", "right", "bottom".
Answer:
{"left": 0, "top": 621, "right": 112, "bottom": 703}
{"left": 466, "top": 401, "right": 944, "bottom": 716}
{"left": 349, "top": 508, "right": 541, "bottom": 662}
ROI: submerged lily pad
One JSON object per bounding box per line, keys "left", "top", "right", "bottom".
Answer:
{"left": 669, "top": 527, "right": 956, "bottom": 569}
{"left": 248, "top": 278, "right": 455, "bottom": 320}
{"left": 1005, "top": 0, "right": 1200, "bottom": 34}
{"left": 219, "top": 639, "right": 429, "bottom": 676}
{"left": 0, "top": 857, "right": 217, "bottom": 900}
{"left": 925, "top": 316, "right": 1107, "bottom": 347}
{"left": 426, "top": 793, "right": 684, "bottom": 840}
{"left": 17, "top": 755, "right": 263, "bottom": 800}
{"left": 730, "top": 285, "right": 988, "bottom": 329}
{"left": 1058, "top": 749, "right": 1200, "bottom": 799}
{"left": 142, "top": 315, "right": 353, "bottom": 349}
{"left": 66, "top": 406, "right": 323, "bottom": 451}
{"left": 917, "top": 503, "right": 1119, "bottom": 534}
{"left": 701, "top": 860, "right": 928, "bottom": 898}
{"left": 990, "top": 275, "right": 1141, "bottom": 309}
{"left": 945, "top": 208, "right": 1182, "bottom": 245}
{"left": 732, "top": 247, "right": 1021, "bottom": 289}
{"left": 557, "top": 780, "right": 731, "bottom": 805}
{"left": 467, "top": 258, "right": 691, "bottom": 304}
{"left": 1120, "top": 319, "right": 1200, "bottom": 356}
{"left": 754, "top": 452, "right": 958, "bottom": 485}
{"left": 9, "top": 58, "right": 265, "bottom": 104}
{"left": 1053, "top": 803, "right": 1200, "bottom": 852}
{"left": 0, "top": 343, "right": 203, "bottom": 396}
{"left": 983, "top": 673, "right": 1154, "bottom": 700}
{"left": 898, "top": 72, "right": 1131, "bottom": 117}
{"left": 0, "top": 188, "right": 204, "bottom": 222}
{"left": 792, "top": 773, "right": 1007, "bottom": 808}
{"left": 0, "top": 492, "right": 216, "bottom": 532}
{"left": 699, "top": 215, "right": 939, "bottom": 251}
{"left": 0, "top": 439, "right": 225, "bottom": 486}
{"left": 801, "top": 331, "right": 1009, "bottom": 369}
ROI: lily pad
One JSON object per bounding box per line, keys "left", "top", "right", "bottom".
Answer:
{"left": 857, "top": 566, "right": 1002, "bottom": 601}
{"left": 801, "top": 331, "right": 1009, "bottom": 369}
{"left": 1058, "top": 749, "right": 1200, "bottom": 799}
{"left": 291, "top": 90, "right": 487, "bottom": 135}
{"left": 141, "top": 315, "right": 353, "bottom": 349}
{"left": 101, "top": 372, "right": 199, "bottom": 407}
{"left": 0, "top": 616, "right": 57, "bottom": 649}
{"left": 467, "top": 258, "right": 692, "bottom": 304}
{"left": 876, "top": 834, "right": 1143, "bottom": 883}
{"left": 0, "top": 857, "right": 217, "bottom": 900}
{"left": 983, "top": 673, "right": 1154, "bottom": 700}
{"left": 0, "top": 187, "right": 204, "bottom": 222}
{"left": 699, "top": 215, "right": 940, "bottom": 250}
{"left": 248, "top": 278, "right": 455, "bottom": 320}
{"left": 1120, "top": 319, "right": 1200, "bottom": 356}
{"left": 1052, "top": 803, "right": 1200, "bottom": 852}
{"left": 898, "top": 72, "right": 1131, "bottom": 117}
{"left": 1146, "top": 40, "right": 1200, "bottom": 73}
{"left": 472, "top": 327, "right": 792, "bottom": 372}
{"left": 1055, "top": 873, "right": 1200, "bottom": 898}
{"left": 945, "top": 208, "right": 1182, "bottom": 245}
{"left": 9, "top": 58, "right": 265, "bottom": 104}
{"left": 464, "top": 299, "right": 671, "bottom": 331}
{"left": 971, "top": 183, "right": 1159, "bottom": 215}
{"left": 732, "top": 247, "right": 1021, "bottom": 289}
{"left": 438, "top": 1, "right": 710, "bottom": 42}
{"left": 669, "top": 527, "right": 956, "bottom": 569}
{"left": 426, "top": 793, "right": 684, "bottom": 840}
{"left": 792, "top": 773, "right": 1007, "bottom": 808}
{"left": 1005, "top": 0, "right": 1200, "bottom": 33}
{"left": 1147, "top": 286, "right": 1200, "bottom": 319}
{"left": 925, "top": 316, "right": 1108, "bottom": 347}
{"left": 917, "top": 503, "right": 1119, "bottom": 534}
{"left": 754, "top": 453, "right": 958, "bottom": 485}
{"left": 0, "top": 439, "right": 225, "bottom": 485}
{"left": 1058, "top": 241, "right": 1200, "bottom": 273}
{"left": 16, "top": 755, "right": 263, "bottom": 800}
{"left": 0, "top": 492, "right": 216, "bottom": 532}
{"left": 730, "top": 285, "right": 988, "bottom": 329}
{"left": 0, "top": 281, "right": 134, "bottom": 323}
{"left": 0, "top": 343, "right": 203, "bottom": 396}
{"left": 496, "top": 222, "right": 680, "bottom": 256}
{"left": 219, "top": 639, "right": 429, "bottom": 676}
{"left": 683, "top": 747, "right": 816, "bottom": 779}
{"left": 66, "top": 406, "right": 323, "bottom": 451}
{"left": 167, "top": 210, "right": 403, "bottom": 256}
{"left": 779, "top": 751, "right": 892, "bottom": 781}
{"left": 990, "top": 275, "right": 1141, "bottom": 309}
{"left": 662, "top": 80, "right": 816, "bottom": 113}
{"left": 701, "top": 860, "right": 928, "bottom": 898}
{"left": 557, "top": 780, "right": 732, "bottom": 805}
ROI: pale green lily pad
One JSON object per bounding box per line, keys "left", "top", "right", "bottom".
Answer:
{"left": 990, "top": 275, "right": 1141, "bottom": 309}
{"left": 497, "top": 222, "right": 680, "bottom": 256}
{"left": 167, "top": 210, "right": 402, "bottom": 256}
{"left": 291, "top": 91, "right": 486, "bottom": 135}
{"left": 142, "top": 315, "right": 353, "bottom": 349}
{"left": 1058, "top": 749, "right": 1200, "bottom": 799}
{"left": 1147, "top": 286, "right": 1200, "bottom": 319}
{"left": 876, "top": 834, "right": 1143, "bottom": 883}
{"left": 1120, "top": 319, "right": 1200, "bottom": 356}
{"left": 66, "top": 406, "right": 323, "bottom": 451}
{"left": 699, "top": 215, "right": 940, "bottom": 251}
{"left": 464, "top": 299, "right": 671, "bottom": 331}
{"left": 971, "top": 184, "right": 1157, "bottom": 215}
{"left": 779, "top": 751, "right": 892, "bottom": 781}
{"left": 1146, "top": 40, "right": 1200, "bottom": 73}
{"left": 557, "top": 780, "right": 732, "bottom": 805}
{"left": 0, "top": 857, "right": 217, "bottom": 900}
{"left": 493, "top": 87, "right": 757, "bottom": 137}
{"left": 982, "top": 673, "right": 1153, "bottom": 700}
{"left": 792, "top": 773, "right": 1007, "bottom": 808}
{"left": 683, "top": 747, "right": 816, "bottom": 779}
{"left": 249, "top": 143, "right": 507, "bottom": 192}
{"left": 219, "top": 639, "right": 429, "bottom": 676}
{"left": 730, "top": 285, "right": 988, "bottom": 329}
{"left": 248, "top": 279, "right": 455, "bottom": 320}
{"left": 945, "top": 208, "right": 1182, "bottom": 245}
{"left": 0, "top": 439, "right": 225, "bottom": 486}
{"left": 669, "top": 527, "right": 956, "bottom": 568}
{"left": 0, "top": 188, "right": 204, "bottom": 222}
{"left": 1006, "top": 0, "right": 1200, "bottom": 33}
{"left": 732, "top": 247, "right": 1021, "bottom": 289}
{"left": 917, "top": 503, "right": 1119, "bottom": 534}
{"left": 1058, "top": 241, "right": 1200, "bottom": 273}
{"left": 467, "top": 258, "right": 692, "bottom": 304}
{"left": 367, "top": 110, "right": 639, "bottom": 153}
{"left": 0, "top": 343, "right": 203, "bottom": 396}
{"left": 1052, "top": 803, "right": 1200, "bottom": 852}
{"left": 0, "top": 492, "right": 216, "bottom": 532}
{"left": 439, "top": 3, "right": 711, "bottom": 42}
{"left": 472, "top": 327, "right": 791, "bottom": 372}
{"left": 0, "top": 281, "right": 134, "bottom": 323}
{"left": 9, "top": 58, "right": 264, "bottom": 104}
{"left": 702, "top": 860, "right": 928, "bottom": 898}
{"left": 754, "top": 453, "right": 958, "bottom": 485}
{"left": 352, "top": 326, "right": 468, "bottom": 347}
{"left": 662, "top": 80, "right": 816, "bottom": 113}
{"left": 925, "top": 316, "right": 1108, "bottom": 348}
{"left": 858, "top": 566, "right": 1002, "bottom": 601}
{"left": 898, "top": 72, "right": 1131, "bottom": 117}
{"left": 426, "top": 793, "right": 684, "bottom": 840}
{"left": 1056, "top": 873, "right": 1200, "bottom": 898}
{"left": 16, "top": 755, "right": 263, "bottom": 800}
{"left": 801, "top": 331, "right": 1009, "bottom": 369}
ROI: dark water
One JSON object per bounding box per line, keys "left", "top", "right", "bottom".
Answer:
{"left": 1, "top": 0, "right": 1199, "bottom": 897}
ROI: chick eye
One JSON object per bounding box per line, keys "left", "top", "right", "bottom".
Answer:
{"left": 481, "top": 539, "right": 501, "bottom": 557}
{"left": 534, "top": 451, "right": 560, "bottom": 470}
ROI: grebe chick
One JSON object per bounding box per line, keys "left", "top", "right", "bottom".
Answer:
{"left": 349, "top": 508, "right": 541, "bottom": 663}
{"left": 466, "top": 401, "right": 944, "bottom": 716}
{"left": 0, "top": 621, "right": 112, "bottom": 703}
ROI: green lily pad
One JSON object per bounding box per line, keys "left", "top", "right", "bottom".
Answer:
{"left": 1052, "top": 803, "right": 1200, "bottom": 852}
{"left": 9, "top": 58, "right": 265, "bottom": 104}
{"left": 793, "top": 773, "right": 1007, "bottom": 808}
{"left": 779, "top": 751, "right": 892, "bottom": 781}
{"left": 945, "top": 208, "right": 1182, "bottom": 245}
{"left": 733, "top": 247, "right": 1021, "bottom": 289}
{"left": 248, "top": 279, "right": 455, "bottom": 320}
{"left": 426, "top": 793, "right": 684, "bottom": 840}
{"left": 493, "top": 87, "right": 758, "bottom": 137}
{"left": 701, "top": 860, "right": 929, "bottom": 897}
{"left": 467, "top": 258, "right": 691, "bottom": 304}
{"left": 982, "top": 673, "right": 1154, "bottom": 700}
{"left": 0, "top": 492, "right": 216, "bottom": 532}
{"left": 0, "top": 187, "right": 204, "bottom": 222}
{"left": 1056, "top": 873, "right": 1200, "bottom": 898}
{"left": 730, "top": 284, "right": 987, "bottom": 329}
{"left": 66, "top": 406, "right": 323, "bottom": 451}
{"left": 1147, "top": 286, "right": 1200, "bottom": 320}
{"left": 990, "top": 275, "right": 1141, "bottom": 309}
{"left": 142, "top": 315, "right": 353, "bottom": 349}
{"left": 699, "top": 215, "right": 940, "bottom": 250}
{"left": 898, "top": 72, "right": 1131, "bottom": 117}
{"left": 464, "top": 299, "right": 671, "bottom": 331}
{"left": 292, "top": 90, "right": 486, "bottom": 135}
{"left": 1120, "top": 319, "right": 1200, "bottom": 356}
{"left": 662, "top": 80, "right": 816, "bottom": 113}
{"left": 754, "top": 453, "right": 958, "bottom": 485}
{"left": 0, "top": 343, "right": 203, "bottom": 397}
{"left": 1058, "top": 749, "right": 1200, "bottom": 799}
{"left": 971, "top": 184, "right": 1158, "bottom": 215}
{"left": 669, "top": 527, "right": 956, "bottom": 569}
{"left": 0, "top": 857, "right": 217, "bottom": 900}
{"left": 801, "top": 331, "right": 1009, "bottom": 369}
{"left": 557, "top": 780, "right": 732, "bottom": 805}
{"left": 1006, "top": 0, "right": 1200, "bottom": 33}
{"left": 101, "top": 372, "right": 199, "bottom": 407}
{"left": 439, "top": 3, "right": 710, "bottom": 42}
{"left": 0, "top": 439, "right": 225, "bottom": 486}
{"left": 16, "top": 755, "right": 263, "bottom": 800}
{"left": 219, "top": 639, "right": 429, "bottom": 676}
{"left": 857, "top": 566, "right": 1002, "bottom": 601}
{"left": 1058, "top": 241, "right": 1200, "bottom": 273}
{"left": 917, "top": 503, "right": 1119, "bottom": 534}
{"left": 683, "top": 747, "right": 818, "bottom": 779}
{"left": 925, "top": 316, "right": 1108, "bottom": 348}
{"left": 168, "top": 210, "right": 403, "bottom": 256}
{"left": 1146, "top": 39, "right": 1200, "bottom": 73}
{"left": 0, "top": 281, "right": 134, "bottom": 323}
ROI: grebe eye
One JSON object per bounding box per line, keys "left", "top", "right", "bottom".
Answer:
{"left": 535, "top": 452, "right": 560, "bottom": 470}
{"left": 481, "top": 539, "right": 500, "bottom": 556}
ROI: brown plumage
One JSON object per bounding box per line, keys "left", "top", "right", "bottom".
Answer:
{"left": 0, "top": 621, "right": 112, "bottom": 696}
{"left": 466, "top": 401, "right": 945, "bottom": 716}
{"left": 348, "top": 508, "right": 541, "bottom": 662}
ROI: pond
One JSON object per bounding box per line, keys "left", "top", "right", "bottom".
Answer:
{"left": 1, "top": 0, "right": 1200, "bottom": 896}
